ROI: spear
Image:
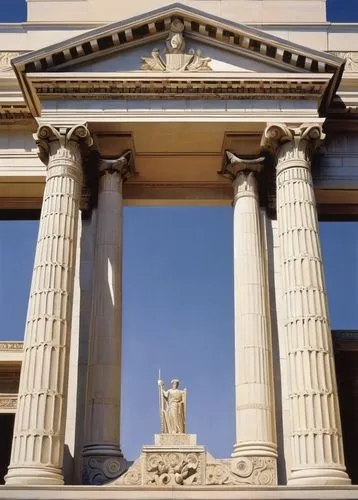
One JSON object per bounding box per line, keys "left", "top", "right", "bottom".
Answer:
{"left": 158, "top": 368, "right": 164, "bottom": 433}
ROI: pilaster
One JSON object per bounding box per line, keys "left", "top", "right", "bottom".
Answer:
{"left": 262, "top": 124, "right": 351, "bottom": 486}
{"left": 5, "top": 124, "right": 92, "bottom": 486}
{"left": 82, "top": 151, "right": 134, "bottom": 485}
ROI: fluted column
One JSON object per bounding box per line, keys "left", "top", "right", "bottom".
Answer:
{"left": 82, "top": 152, "right": 134, "bottom": 485}
{"left": 5, "top": 124, "right": 92, "bottom": 485}
{"left": 221, "top": 153, "right": 277, "bottom": 484}
{"left": 262, "top": 124, "right": 350, "bottom": 485}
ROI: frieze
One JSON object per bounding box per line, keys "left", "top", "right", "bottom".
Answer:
{"left": 206, "top": 457, "right": 277, "bottom": 486}
{"left": 0, "top": 342, "right": 23, "bottom": 351}
{"left": 0, "top": 396, "right": 17, "bottom": 409}
{"left": 31, "top": 75, "right": 329, "bottom": 101}
{"left": 0, "top": 105, "right": 32, "bottom": 121}
{"left": 113, "top": 451, "right": 277, "bottom": 486}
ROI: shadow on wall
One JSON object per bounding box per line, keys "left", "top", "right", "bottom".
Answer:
{"left": 0, "top": 414, "right": 14, "bottom": 484}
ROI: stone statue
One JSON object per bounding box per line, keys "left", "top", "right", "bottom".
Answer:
{"left": 158, "top": 378, "right": 186, "bottom": 434}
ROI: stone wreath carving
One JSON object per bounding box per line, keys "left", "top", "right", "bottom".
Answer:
{"left": 146, "top": 452, "right": 200, "bottom": 486}
{"left": 141, "top": 19, "right": 211, "bottom": 72}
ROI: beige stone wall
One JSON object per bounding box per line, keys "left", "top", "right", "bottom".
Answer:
{"left": 26, "top": 0, "right": 327, "bottom": 24}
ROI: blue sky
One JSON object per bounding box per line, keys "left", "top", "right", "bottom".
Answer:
{"left": 0, "top": 0, "right": 357, "bottom": 462}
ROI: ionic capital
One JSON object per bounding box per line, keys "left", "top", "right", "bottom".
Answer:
{"left": 261, "top": 123, "right": 325, "bottom": 171}
{"left": 99, "top": 150, "right": 135, "bottom": 180}
{"left": 35, "top": 124, "right": 93, "bottom": 166}
{"left": 220, "top": 151, "right": 264, "bottom": 202}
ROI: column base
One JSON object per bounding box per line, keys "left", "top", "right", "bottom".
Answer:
{"left": 5, "top": 466, "right": 64, "bottom": 485}
{"left": 232, "top": 441, "right": 278, "bottom": 458}
{"left": 231, "top": 443, "right": 278, "bottom": 486}
{"left": 288, "top": 467, "right": 351, "bottom": 486}
{"left": 82, "top": 444, "right": 128, "bottom": 485}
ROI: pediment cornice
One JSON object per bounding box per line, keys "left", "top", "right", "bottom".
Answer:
{"left": 13, "top": 3, "right": 343, "bottom": 75}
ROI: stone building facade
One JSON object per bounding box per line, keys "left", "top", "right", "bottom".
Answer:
{"left": 0, "top": 0, "right": 358, "bottom": 498}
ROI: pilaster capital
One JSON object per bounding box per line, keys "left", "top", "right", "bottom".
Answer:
{"left": 221, "top": 151, "right": 264, "bottom": 180}
{"left": 35, "top": 124, "right": 93, "bottom": 166}
{"left": 99, "top": 150, "right": 135, "bottom": 180}
{"left": 261, "top": 123, "right": 325, "bottom": 171}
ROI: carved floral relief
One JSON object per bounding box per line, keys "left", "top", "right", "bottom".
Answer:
{"left": 146, "top": 452, "right": 200, "bottom": 485}
{"left": 141, "top": 19, "right": 211, "bottom": 72}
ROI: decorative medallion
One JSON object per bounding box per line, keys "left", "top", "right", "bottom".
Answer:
{"left": 331, "top": 52, "right": 358, "bottom": 72}
{"left": 141, "top": 19, "right": 211, "bottom": 72}
{"left": 0, "top": 52, "right": 21, "bottom": 72}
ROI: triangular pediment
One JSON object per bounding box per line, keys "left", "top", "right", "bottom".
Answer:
{"left": 11, "top": 3, "right": 345, "bottom": 117}
{"left": 13, "top": 3, "right": 343, "bottom": 75}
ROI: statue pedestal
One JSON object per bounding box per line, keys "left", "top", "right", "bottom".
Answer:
{"left": 142, "top": 434, "right": 205, "bottom": 486}
{"left": 112, "top": 434, "right": 277, "bottom": 487}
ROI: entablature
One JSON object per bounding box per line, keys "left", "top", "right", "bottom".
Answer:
{"left": 26, "top": 72, "right": 331, "bottom": 118}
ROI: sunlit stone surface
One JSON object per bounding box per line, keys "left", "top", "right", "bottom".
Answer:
{"left": 0, "top": 0, "right": 357, "bottom": 498}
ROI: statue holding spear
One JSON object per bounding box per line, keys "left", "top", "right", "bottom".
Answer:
{"left": 158, "top": 371, "right": 186, "bottom": 434}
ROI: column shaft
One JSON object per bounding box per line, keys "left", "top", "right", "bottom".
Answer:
{"left": 264, "top": 124, "right": 350, "bottom": 485}
{"left": 5, "top": 125, "right": 91, "bottom": 485}
{"left": 220, "top": 152, "right": 277, "bottom": 484}
{"left": 232, "top": 170, "right": 276, "bottom": 460}
{"left": 82, "top": 153, "right": 133, "bottom": 485}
